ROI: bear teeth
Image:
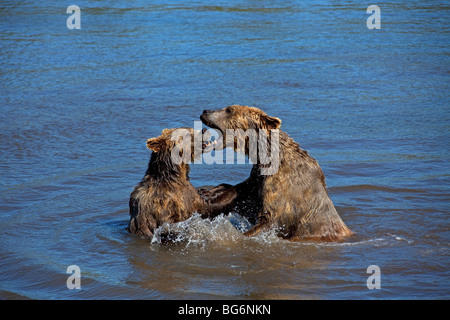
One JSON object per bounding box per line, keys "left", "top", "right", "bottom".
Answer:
{"left": 202, "top": 139, "right": 218, "bottom": 149}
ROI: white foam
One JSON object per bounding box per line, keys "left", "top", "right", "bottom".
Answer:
{"left": 151, "top": 213, "right": 247, "bottom": 248}
{"left": 150, "top": 214, "right": 411, "bottom": 250}
{"left": 389, "top": 233, "right": 414, "bottom": 244}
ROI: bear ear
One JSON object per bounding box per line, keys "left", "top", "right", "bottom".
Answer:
{"left": 146, "top": 137, "right": 165, "bottom": 152}
{"left": 262, "top": 115, "right": 282, "bottom": 129}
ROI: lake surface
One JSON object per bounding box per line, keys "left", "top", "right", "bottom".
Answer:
{"left": 0, "top": 0, "right": 448, "bottom": 299}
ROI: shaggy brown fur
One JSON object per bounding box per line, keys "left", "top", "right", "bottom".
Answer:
{"left": 199, "top": 105, "right": 353, "bottom": 241}
{"left": 127, "top": 128, "right": 205, "bottom": 238}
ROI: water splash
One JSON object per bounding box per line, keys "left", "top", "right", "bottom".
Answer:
{"left": 150, "top": 213, "right": 405, "bottom": 250}
{"left": 151, "top": 213, "right": 250, "bottom": 248}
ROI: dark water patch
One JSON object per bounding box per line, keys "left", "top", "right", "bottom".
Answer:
{"left": 331, "top": 184, "right": 426, "bottom": 194}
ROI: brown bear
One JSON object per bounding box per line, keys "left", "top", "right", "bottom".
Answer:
{"left": 127, "top": 127, "right": 206, "bottom": 239}
{"left": 199, "top": 105, "right": 353, "bottom": 241}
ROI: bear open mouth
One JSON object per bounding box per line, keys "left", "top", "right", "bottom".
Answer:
{"left": 200, "top": 114, "right": 226, "bottom": 151}
{"left": 201, "top": 128, "right": 224, "bottom": 151}
{"left": 202, "top": 136, "right": 218, "bottom": 150}
{"left": 201, "top": 127, "right": 224, "bottom": 151}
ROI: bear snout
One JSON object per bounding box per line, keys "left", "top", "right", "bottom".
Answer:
{"left": 202, "top": 109, "right": 215, "bottom": 115}
{"left": 200, "top": 111, "right": 213, "bottom": 124}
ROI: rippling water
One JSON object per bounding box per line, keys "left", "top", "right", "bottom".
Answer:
{"left": 0, "top": 1, "right": 449, "bottom": 299}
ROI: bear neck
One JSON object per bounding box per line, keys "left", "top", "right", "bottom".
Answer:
{"left": 252, "top": 129, "right": 306, "bottom": 178}
{"left": 144, "top": 150, "right": 190, "bottom": 184}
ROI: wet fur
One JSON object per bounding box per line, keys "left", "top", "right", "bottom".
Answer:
{"left": 127, "top": 128, "right": 204, "bottom": 238}
{"left": 200, "top": 105, "right": 353, "bottom": 241}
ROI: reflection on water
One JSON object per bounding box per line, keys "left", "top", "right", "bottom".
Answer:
{"left": 0, "top": 1, "right": 449, "bottom": 299}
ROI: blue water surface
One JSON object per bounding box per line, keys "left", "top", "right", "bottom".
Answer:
{"left": 0, "top": 1, "right": 448, "bottom": 299}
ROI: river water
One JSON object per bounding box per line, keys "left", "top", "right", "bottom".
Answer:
{"left": 0, "top": 1, "right": 449, "bottom": 299}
